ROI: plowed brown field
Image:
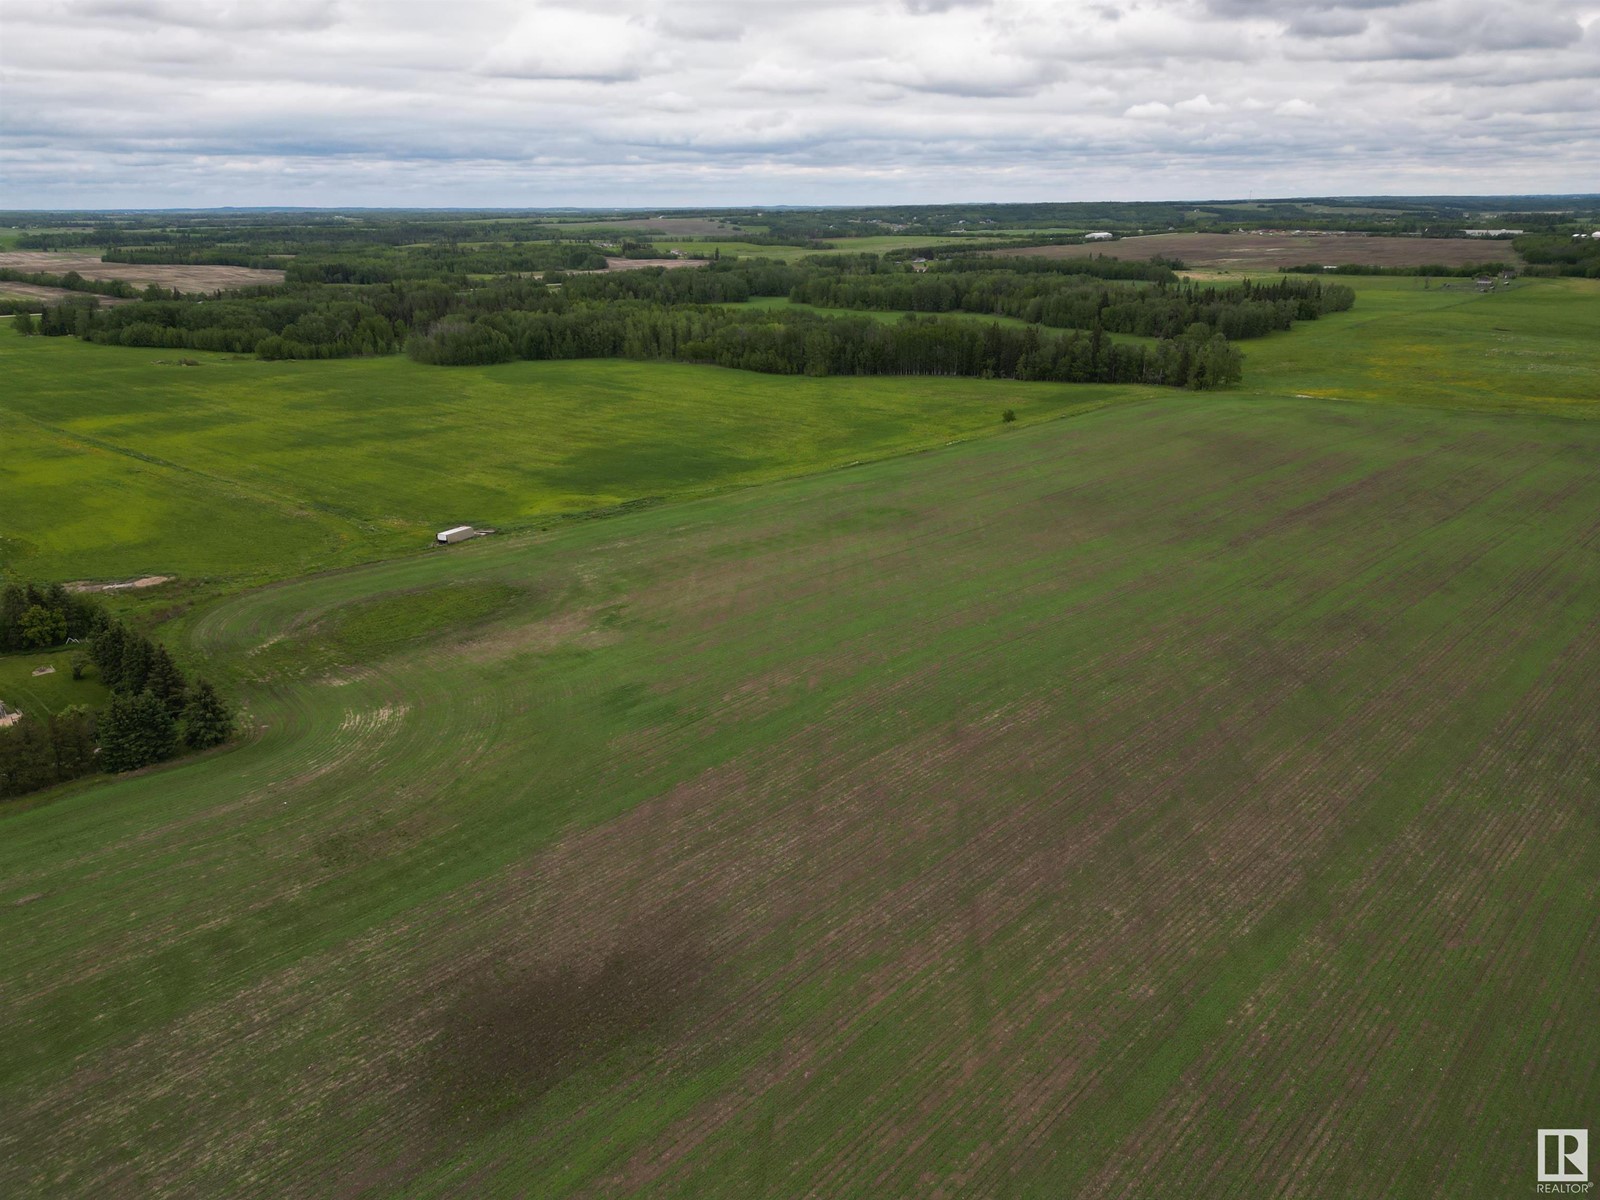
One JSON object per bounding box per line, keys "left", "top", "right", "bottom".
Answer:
{"left": 1002, "top": 232, "right": 1518, "bottom": 269}
{"left": 0, "top": 250, "right": 285, "bottom": 290}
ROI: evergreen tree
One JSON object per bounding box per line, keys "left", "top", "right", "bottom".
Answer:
{"left": 181, "top": 679, "right": 235, "bottom": 750}
{"left": 49, "top": 706, "right": 97, "bottom": 780}
{"left": 13, "top": 310, "right": 36, "bottom": 336}
{"left": 98, "top": 691, "right": 176, "bottom": 773}
{"left": 144, "top": 644, "right": 188, "bottom": 716}
{"left": 0, "top": 717, "right": 58, "bottom": 797}
{"left": 119, "top": 636, "right": 153, "bottom": 696}
{"left": 90, "top": 622, "right": 127, "bottom": 689}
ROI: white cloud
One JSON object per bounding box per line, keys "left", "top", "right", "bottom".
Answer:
{"left": 0, "top": 0, "right": 1595, "bottom": 205}
{"left": 480, "top": 10, "right": 662, "bottom": 82}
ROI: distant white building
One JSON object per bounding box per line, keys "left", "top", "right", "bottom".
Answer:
{"left": 1463, "top": 228, "right": 1524, "bottom": 237}
{"left": 437, "top": 525, "right": 476, "bottom": 544}
{"left": 1084, "top": 231, "right": 1115, "bottom": 241}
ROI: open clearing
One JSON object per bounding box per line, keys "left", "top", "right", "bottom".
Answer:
{"left": 1003, "top": 232, "right": 1520, "bottom": 270}
{"left": 0, "top": 250, "right": 285, "bottom": 291}
{"left": 3, "top": 389, "right": 1597, "bottom": 1197}
{"left": 3, "top": 276, "right": 1595, "bottom": 590}
{"left": 0, "top": 281, "right": 135, "bottom": 308}
{"left": 599, "top": 255, "right": 706, "bottom": 271}
{"left": 0, "top": 327, "right": 1150, "bottom": 585}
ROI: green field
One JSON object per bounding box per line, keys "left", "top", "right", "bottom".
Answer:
{"left": 2, "top": 270, "right": 1599, "bottom": 1196}
{"left": 0, "top": 329, "right": 1150, "bottom": 586}
{"left": 5, "top": 390, "right": 1599, "bottom": 1196}
{"left": 730, "top": 295, "right": 1163, "bottom": 342}
{"left": 0, "top": 649, "right": 109, "bottom": 719}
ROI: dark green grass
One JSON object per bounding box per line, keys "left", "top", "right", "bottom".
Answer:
{"left": 2, "top": 393, "right": 1597, "bottom": 1197}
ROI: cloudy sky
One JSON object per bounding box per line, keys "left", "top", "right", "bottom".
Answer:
{"left": 1, "top": 0, "right": 1596, "bottom": 208}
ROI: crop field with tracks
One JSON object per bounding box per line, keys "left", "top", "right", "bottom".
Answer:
{"left": 1005, "top": 232, "right": 1521, "bottom": 270}
{"left": 0, "top": 250, "right": 286, "bottom": 291}
{"left": 1, "top": 273, "right": 1598, "bottom": 1197}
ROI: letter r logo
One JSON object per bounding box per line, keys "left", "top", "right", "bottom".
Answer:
{"left": 1539, "top": 1129, "right": 1589, "bottom": 1182}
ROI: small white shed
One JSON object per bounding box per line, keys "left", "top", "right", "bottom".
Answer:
{"left": 437, "top": 525, "right": 476, "bottom": 545}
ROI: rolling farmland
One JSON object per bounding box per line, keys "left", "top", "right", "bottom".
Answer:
{"left": 3, "top": 387, "right": 1599, "bottom": 1196}
{"left": 2, "top": 258, "right": 1599, "bottom": 1197}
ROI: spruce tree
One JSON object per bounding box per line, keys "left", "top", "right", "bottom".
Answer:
{"left": 182, "top": 680, "right": 234, "bottom": 750}
{"left": 119, "top": 636, "right": 153, "bottom": 696}
{"left": 144, "top": 645, "right": 188, "bottom": 716}
{"left": 91, "top": 622, "right": 127, "bottom": 689}
{"left": 99, "top": 691, "right": 177, "bottom": 773}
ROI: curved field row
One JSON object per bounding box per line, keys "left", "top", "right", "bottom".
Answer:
{"left": 2, "top": 394, "right": 1599, "bottom": 1197}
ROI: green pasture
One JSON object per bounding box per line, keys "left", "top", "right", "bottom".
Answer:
{"left": 3, "top": 391, "right": 1598, "bottom": 1197}
{"left": 0, "top": 649, "right": 108, "bottom": 719}
{"left": 0, "top": 327, "right": 1149, "bottom": 586}
{"left": 729, "top": 295, "right": 1162, "bottom": 342}
{"left": 1238, "top": 275, "right": 1600, "bottom": 415}
{"left": 4, "top": 274, "right": 1596, "bottom": 600}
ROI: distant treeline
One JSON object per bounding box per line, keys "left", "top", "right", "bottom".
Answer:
{"left": 23, "top": 253, "right": 1355, "bottom": 385}
{"left": 0, "top": 267, "right": 142, "bottom": 299}
{"left": 939, "top": 254, "right": 1183, "bottom": 280}
{"left": 791, "top": 271, "right": 1354, "bottom": 341}
{"left": 407, "top": 301, "right": 1244, "bottom": 389}
{"left": 1280, "top": 262, "right": 1512, "bottom": 278}
{"left": 0, "top": 583, "right": 234, "bottom": 799}
{"left": 32, "top": 294, "right": 409, "bottom": 357}
{"left": 1513, "top": 235, "right": 1600, "bottom": 277}
{"left": 280, "top": 242, "right": 611, "bottom": 285}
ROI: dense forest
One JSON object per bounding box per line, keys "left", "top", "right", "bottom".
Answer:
{"left": 21, "top": 251, "right": 1359, "bottom": 388}
{"left": 790, "top": 267, "right": 1354, "bottom": 340}
{"left": 1512, "top": 234, "right": 1600, "bottom": 277}
{"left": 406, "top": 302, "right": 1245, "bottom": 388}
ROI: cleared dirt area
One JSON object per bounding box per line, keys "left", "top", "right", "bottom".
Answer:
{"left": 0, "top": 251, "right": 284, "bottom": 291}
{"left": 601, "top": 255, "right": 707, "bottom": 271}
{"left": 0, "top": 281, "right": 134, "bottom": 307}
{"left": 1002, "top": 232, "right": 1519, "bottom": 270}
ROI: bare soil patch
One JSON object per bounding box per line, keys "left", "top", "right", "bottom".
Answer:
{"left": 600, "top": 256, "right": 707, "bottom": 272}
{"left": 0, "top": 251, "right": 285, "bottom": 291}
{"left": 65, "top": 575, "right": 173, "bottom": 593}
{"left": 998, "top": 233, "right": 1518, "bottom": 270}
{"left": 0, "top": 281, "right": 135, "bottom": 308}
{"left": 423, "top": 910, "right": 713, "bottom": 1133}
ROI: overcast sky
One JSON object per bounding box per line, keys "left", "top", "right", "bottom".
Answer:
{"left": 1, "top": 0, "right": 1596, "bottom": 209}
